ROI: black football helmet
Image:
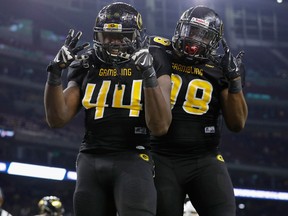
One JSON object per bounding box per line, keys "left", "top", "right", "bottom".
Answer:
{"left": 93, "top": 2, "right": 145, "bottom": 64}
{"left": 38, "top": 196, "right": 64, "bottom": 216}
{"left": 172, "top": 5, "right": 223, "bottom": 60}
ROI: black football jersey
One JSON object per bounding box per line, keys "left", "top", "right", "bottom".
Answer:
{"left": 67, "top": 46, "right": 171, "bottom": 151}
{"left": 149, "top": 36, "right": 228, "bottom": 157}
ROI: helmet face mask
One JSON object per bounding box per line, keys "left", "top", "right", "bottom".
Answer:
{"left": 94, "top": 31, "right": 137, "bottom": 57}
{"left": 172, "top": 6, "right": 223, "bottom": 60}
{"left": 93, "top": 2, "right": 144, "bottom": 64}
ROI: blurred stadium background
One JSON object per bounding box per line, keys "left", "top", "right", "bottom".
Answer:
{"left": 0, "top": 0, "right": 287, "bottom": 215}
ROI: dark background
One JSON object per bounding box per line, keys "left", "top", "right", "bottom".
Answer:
{"left": 0, "top": 0, "right": 287, "bottom": 215}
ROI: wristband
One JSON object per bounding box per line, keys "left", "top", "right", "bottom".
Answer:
{"left": 228, "top": 79, "right": 242, "bottom": 94}
{"left": 142, "top": 67, "right": 158, "bottom": 88}
{"left": 46, "top": 61, "right": 63, "bottom": 86}
{"left": 47, "top": 72, "right": 62, "bottom": 86}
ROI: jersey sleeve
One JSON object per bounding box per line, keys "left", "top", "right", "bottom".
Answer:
{"left": 149, "top": 43, "right": 172, "bottom": 78}
{"left": 67, "top": 50, "right": 93, "bottom": 86}
{"left": 67, "top": 62, "right": 86, "bottom": 85}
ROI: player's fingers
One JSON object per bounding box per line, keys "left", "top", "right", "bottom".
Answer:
{"left": 64, "top": 29, "right": 74, "bottom": 46}
{"left": 221, "top": 38, "right": 229, "bottom": 54}
{"left": 236, "top": 50, "right": 245, "bottom": 59}
{"left": 72, "top": 42, "right": 90, "bottom": 54}
{"left": 61, "top": 50, "right": 68, "bottom": 63}
{"left": 69, "top": 31, "right": 83, "bottom": 48}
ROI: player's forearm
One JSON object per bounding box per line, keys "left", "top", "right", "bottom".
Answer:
{"left": 224, "top": 92, "right": 248, "bottom": 132}
{"left": 44, "top": 84, "right": 69, "bottom": 128}
{"left": 144, "top": 86, "right": 172, "bottom": 136}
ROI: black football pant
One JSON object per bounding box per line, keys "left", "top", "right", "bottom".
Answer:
{"left": 74, "top": 150, "right": 156, "bottom": 216}
{"left": 152, "top": 153, "right": 236, "bottom": 216}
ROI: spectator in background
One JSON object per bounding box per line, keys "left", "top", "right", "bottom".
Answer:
{"left": 0, "top": 187, "right": 12, "bottom": 216}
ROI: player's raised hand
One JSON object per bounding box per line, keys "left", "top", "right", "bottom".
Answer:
{"left": 47, "top": 29, "right": 90, "bottom": 73}
{"left": 131, "top": 48, "right": 157, "bottom": 88}
{"left": 131, "top": 48, "right": 153, "bottom": 71}
{"left": 220, "top": 38, "right": 240, "bottom": 81}
{"left": 53, "top": 29, "right": 90, "bottom": 69}
{"left": 46, "top": 29, "right": 90, "bottom": 86}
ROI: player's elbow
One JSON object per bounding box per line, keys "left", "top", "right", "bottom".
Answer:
{"left": 46, "top": 121, "right": 64, "bottom": 129}
{"left": 150, "top": 127, "right": 169, "bottom": 137}
{"left": 46, "top": 117, "right": 66, "bottom": 128}
{"left": 149, "top": 121, "right": 171, "bottom": 137}
{"left": 227, "top": 121, "right": 246, "bottom": 133}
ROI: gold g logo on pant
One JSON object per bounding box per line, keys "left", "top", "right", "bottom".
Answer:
{"left": 217, "top": 154, "right": 225, "bottom": 162}
{"left": 139, "top": 153, "right": 149, "bottom": 162}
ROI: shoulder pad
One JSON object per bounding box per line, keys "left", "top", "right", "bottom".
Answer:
{"left": 149, "top": 36, "right": 171, "bottom": 49}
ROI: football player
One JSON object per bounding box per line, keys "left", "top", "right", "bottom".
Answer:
{"left": 150, "top": 5, "right": 248, "bottom": 216}
{"left": 35, "top": 196, "right": 64, "bottom": 216}
{"left": 44, "top": 2, "right": 172, "bottom": 216}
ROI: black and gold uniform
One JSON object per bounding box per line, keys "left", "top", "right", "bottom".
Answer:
{"left": 149, "top": 6, "right": 247, "bottom": 216}
{"left": 69, "top": 44, "right": 171, "bottom": 216}
{"left": 150, "top": 37, "right": 235, "bottom": 216}
{"left": 151, "top": 44, "right": 227, "bottom": 157}
{"left": 43, "top": 2, "right": 172, "bottom": 216}
{"left": 69, "top": 45, "right": 169, "bottom": 151}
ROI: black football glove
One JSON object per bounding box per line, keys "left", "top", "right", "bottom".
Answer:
{"left": 220, "top": 38, "right": 241, "bottom": 81}
{"left": 221, "top": 38, "right": 246, "bottom": 93}
{"left": 47, "top": 29, "right": 90, "bottom": 74}
{"left": 46, "top": 29, "right": 90, "bottom": 86}
{"left": 131, "top": 48, "right": 157, "bottom": 88}
{"left": 235, "top": 50, "right": 246, "bottom": 87}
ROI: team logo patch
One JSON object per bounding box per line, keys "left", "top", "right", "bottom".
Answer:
{"left": 134, "top": 127, "right": 147, "bottom": 134}
{"left": 139, "top": 153, "right": 149, "bottom": 162}
{"left": 204, "top": 126, "right": 215, "bottom": 133}
{"left": 217, "top": 154, "right": 225, "bottom": 162}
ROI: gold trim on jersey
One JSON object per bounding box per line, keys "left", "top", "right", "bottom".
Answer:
{"left": 205, "top": 63, "right": 215, "bottom": 68}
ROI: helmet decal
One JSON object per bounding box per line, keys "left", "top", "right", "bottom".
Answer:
{"left": 191, "top": 17, "right": 209, "bottom": 28}
{"left": 103, "top": 23, "right": 122, "bottom": 32}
